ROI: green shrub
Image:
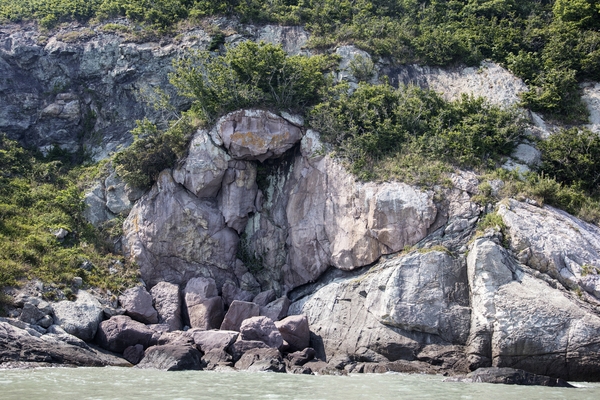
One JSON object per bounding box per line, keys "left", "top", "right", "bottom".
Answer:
{"left": 310, "top": 82, "right": 525, "bottom": 180}
{"left": 169, "top": 41, "right": 333, "bottom": 123}
{"left": 539, "top": 128, "right": 600, "bottom": 194}
{"left": 113, "top": 116, "right": 194, "bottom": 189}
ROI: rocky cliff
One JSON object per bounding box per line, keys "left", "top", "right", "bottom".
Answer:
{"left": 2, "top": 21, "right": 600, "bottom": 381}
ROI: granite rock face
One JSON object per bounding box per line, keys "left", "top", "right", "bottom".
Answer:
{"left": 122, "top": 171, "right": 239, "bottom": 288}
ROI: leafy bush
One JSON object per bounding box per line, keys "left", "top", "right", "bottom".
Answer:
{"left": 310, "top": 82, "right": 525, "bottom": 180}
{"left": 113, "top": 115, "right": 194, "bottom": 189}
{"left": 169, "top": 41, "right": 333, "bottom": 123}
{"left": 539, "top": 128, "right": 600, "bottom": 194}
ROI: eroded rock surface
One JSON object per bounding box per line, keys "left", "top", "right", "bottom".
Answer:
{"left": 123, "top": 171, "right": 238, "bottom": 288}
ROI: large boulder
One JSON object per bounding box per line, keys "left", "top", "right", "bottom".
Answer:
{"left": 275, "top": 315, "right": 310, "bottom": 352}
{"left": 136, "top": 344, "right": 204, "bottom": 371}
{"left": 220, "top": 300, "right": 260, "bottom": 331}
{"left": 183, "top": 277, "right": 224, "bottom": 330}
{"left": 0, "top": 320, "right": 129, "bottom": 366}
{"left": 214, "top": 109, "right": 303, "bottom": 162}
{"left": 150, "top": 282, "right": 182, "bottom": 332}
{"left": 173, "top": 129, "right": 231, "bottom": 198}
{"left": 259, "top": 296, "right": 290, "bottom": 322}
{"left": 122, "top": 171, "right": 239, "bottom": 288}
{"left": 96, "top": 315, "right": 158, "bottom": 353}
{"left": 119, "top": 286, "right": 158, "bottom": 324}
{"left": 52, "top": 290, "right": 104, "bottom": 342}
{"left": 19, "top": 297, "right": 52, "bottom": 326}
{"left": 235, "top": 348, "right": 286, "bottom": 372}
{"left": 240, "top": 316, "right": 284, "bottom": 349}
{"left": 189, "top": 329, "right": 239, "bottom": 353}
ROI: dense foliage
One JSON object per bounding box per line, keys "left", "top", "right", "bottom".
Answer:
{"left": 311, "top": 82, "right": 525, "bottom": 180}
{"left": 170, "top": 41, "right": 333, "bottom": 123}
{"left": 1, "top": 1, "right": 598, "bottom": 121}
{"left": 114, "top": 116, "right": 194, "bottom": 189}
{"left": 0, "top": 134, "right": 137, "bottom": 296}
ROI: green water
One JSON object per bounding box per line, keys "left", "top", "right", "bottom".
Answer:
{"left": 0, "top": 367, "right": 599, "bottom": 400}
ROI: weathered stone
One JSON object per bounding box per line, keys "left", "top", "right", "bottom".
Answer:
{"left": 83, "top": 182, "right": 111, "bottom": 227}
{"left": 215, "top": 109, "right": 303, "bottom": 162}
{"left": 202, "top": 348, "right": 233, "bottom": 369}
{"left": 259, "top": 296, "right": 290, "bottom": 322}
{"left": 136, "top": 344, "right": 205, "bottom": 371}
{"left": 445, "top": 367, "right": 574, "bottom": 387}
{"left": 123, "top": 344, "right": 145, "bottom": 365}
{"left": 286, "top": 347, "right": 316, "bottom": 367}
{"left": 275, "top": 315, "right": 310, "bottom": 352}
{"left": 19, "top": 298, "right": 52, "bottom": 326}
{"left": 187, "top": 296, "right": 224, "bottom": 330}
{"left": 96, "top": 315, "right": 158, "bottom": 353}
{"left": 123, "top": 171, "right": 238, "bottom": 288}
{"left": 289, "top": 250, "right": 469, "bottom": 362}
{"left": 105, "top": 171, "right": 140, "bottom": 215}
{"left": 240, "top": 316, "right": 284, "bottom": 349}
{"left": 52, "top": 290, "right": 104, "bottom": 342}
{"left": 119, "top": 286, "right": 158, "bottom": 324}
{"left": 150, "top": 281, "right": 182, "bottom": 332}
{"left": 253, "top": 289, "right": 276, "bottom": 307}
{"left": 189, "top": 329, "right": 238, "bottom": 353}
{"left": 173, "top": 129, "right": 230, "bottom": 198}
{"left": 218, "top": 160, "right": 258, "bottom": 233}
{"left": 235, "top": 348, "right": 285, "bottom": 372}
{"left": 0, "top": 321, "right": 129, "bottom": 367}
{"left": 221, "top": 281, "right": 254, "bottom": 307}
{"left": 220, "top": 300, "right": 260, "bottom": 331}
{"left": 156, "top": 331, "right": 194, "bottom": 346}
{"left": 498, "top": 199, "right": 600, "bottom": 299}
{"left": 230, "top": 339, "right": 270, "bottom": 362}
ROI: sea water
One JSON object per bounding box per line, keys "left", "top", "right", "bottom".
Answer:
{"left": 1, "top": 367, "right": 599, "bottom": 400}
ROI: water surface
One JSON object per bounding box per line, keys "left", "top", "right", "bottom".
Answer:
{"left": 1, "top": 367, "right": 599, "bottom": 399}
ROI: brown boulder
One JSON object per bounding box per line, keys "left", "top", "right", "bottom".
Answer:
{"left": 235, "top": 348, "right": 286, "bottom": 372}
{"left": 136, "top": 344, "right": 205, "bottom": 371}
{"left": 96, "top": 315, "right": 158, "bottom": 353}
{"left": 220, "top": 300, "right": 259, "bottom": 331}
{"left": 275, "top": 314, "right": 310, "bottom": 352}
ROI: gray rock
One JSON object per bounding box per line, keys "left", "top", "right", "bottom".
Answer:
{"left": 173, "top": 129, "right": 230, "bottom": 198}
{"left": 221, "top": 282, "right": 254, "bottom": 307}
{"left": 136, "top": 344, "right": 205, "bottom": 371}
{"left": 240, "top": 316, "right": 283, "bottom": 349}
{"left": 446, "top": 367, "right": 574, "bottom": 387}
{"left": 0, "top": 321, "right": 129, "bottom": 366}
{"left": 150, "top": 282, "right": 182, "bottom": 332}
{"left": 215, "top": 109, "right": 303, "bottom": 162}
{"left": 123, "top": 171, "right": 239, "bottom": 288}
{"left": 498, "top": 199, "right": 600, "bottom": 299}
{"left": 183, "top": 277, "right": 223, "bottom": 330}
{"left": 123, "top": 344, "right": 145, "bottom": 365}
{"left": 19, "top": 298, "right": 52, "bottom": 326}
{"left": 218, "top": 160, "right": 258, "bottom": 233}
{"left": 189, "top": 329, "right": 238, "bottom": 353}
{"left": 220, "top": 300, "right": 259, "bottom": 331}
{"left": 253, "top": 290, "right": 276, "bottom": 307}
{"left": 202, "top": 348, "right": 233, "bottom": 369}
{"left": 235, "top": 348, "right": 285, "bottom": 372}
{"left": 52, "top": 290, "right": 104, "bottom": 342}
{"left": 259, "top": 296, "right": 290, "bottom": 321}
{"left": 187, "top": 296, "right": 224, "bottom": 330}
{"left": 275, "top": 315, "right": 310, "bottom": 352}
{"left": 119, "top": 286, "right": 158, "bottom": 324}
{"left": 96, "top": 315, "right": 158, "bottom": 353}
{"left": 230, "top": 339, "right": 270, "bottom": 362}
